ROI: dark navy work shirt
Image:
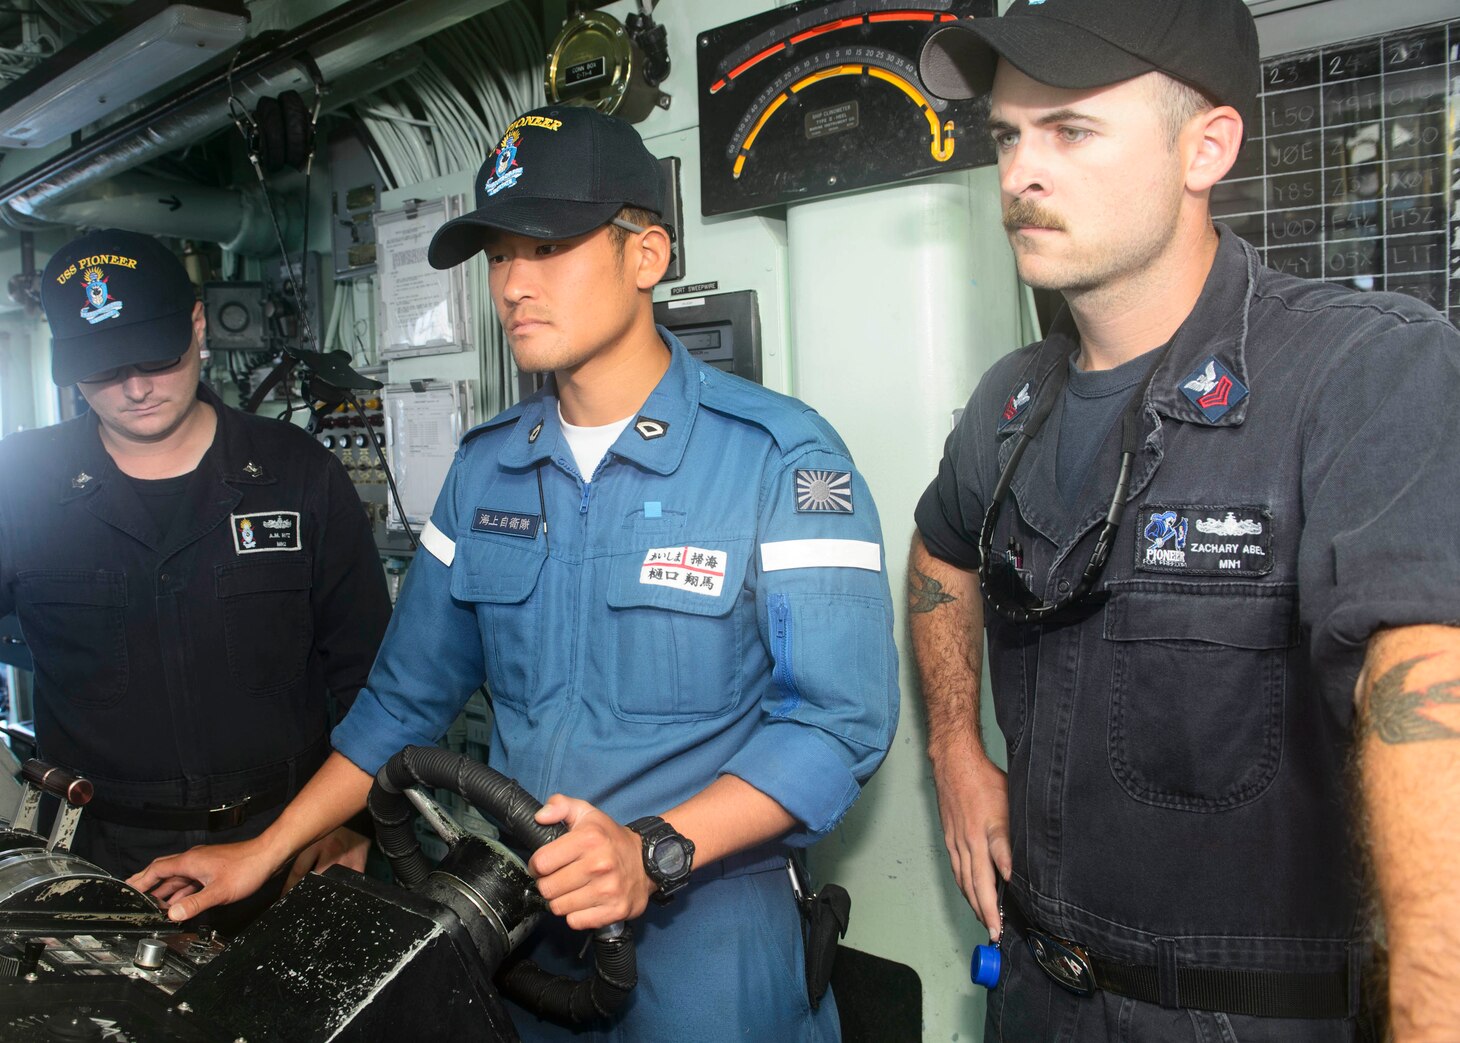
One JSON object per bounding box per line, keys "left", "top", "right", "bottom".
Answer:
{"left": 915, "top": 224, "right": 1460, "bottom": 978}
{"left": 0, "top": 383, "right": 391, "bottom": 873}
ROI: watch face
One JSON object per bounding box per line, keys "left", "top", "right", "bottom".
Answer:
{"left": 651, "top": 837, "right": 688, "bottom": 878}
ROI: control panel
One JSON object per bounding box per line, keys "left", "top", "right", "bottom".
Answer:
{"left": 316, "top": 397, "right": 405, "bottom": 554}
{"left": 0, "top": 929, "right": 223, "bottom": 996}
{"left": 316, "top": 397, "right": 387, "bottom": 487}
{"left": 318, "top": 392, "right": 417, "bottom": 555}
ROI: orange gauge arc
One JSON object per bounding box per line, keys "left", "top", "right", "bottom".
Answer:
{"left": 732, "top": 63, "right": 955, "bottom": 179}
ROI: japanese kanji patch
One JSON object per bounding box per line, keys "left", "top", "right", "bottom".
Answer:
{"left": 1135, "top": 504, "right": 1273, "bottom": 576}
{"left": 231, "top": 511, "right": 301, "bottom": 554}
{"left": 641, "top": 546, "right": 727, "bottom": 597}
{"left": 795, "top": 469, "right": 853, "bottom": 513}
{"left": 471, "top": 508, "right": 540, "bottom": 539}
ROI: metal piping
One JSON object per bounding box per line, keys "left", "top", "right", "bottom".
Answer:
{"left": 25, "top": 171, "right": 286, "bottom": 254}
{"left": 0, "top": 0, "right": 498, "bottom": 240}
{"left": 5, "top": 56, "right": 314, "bottom": 245}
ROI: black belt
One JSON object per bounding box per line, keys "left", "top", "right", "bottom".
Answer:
{"left": 85, "top": 778, "right": 292, "bottom": 832}
{"left": 1006, "top": 897, "right": 1353, "bottom": 1020}
{"left": 62, "top": 735, "right": 328, "bottom": 834}
{"left": 86, "top": 782, "right": 293, "bottom": 829}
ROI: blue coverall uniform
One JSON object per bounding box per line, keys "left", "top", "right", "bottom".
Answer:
{"left": 334, "top": 329, "right": 900, "bottom": 1041}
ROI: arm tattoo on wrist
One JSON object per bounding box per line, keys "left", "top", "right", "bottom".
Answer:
{"left": 908, "top": 565, "right": 957, "bottom": 614}
{"left": 1366, "top": 654, "right": 1460, "bottom": 744}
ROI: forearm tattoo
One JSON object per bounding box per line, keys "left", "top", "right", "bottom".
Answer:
{"left": 1365, "top": 654, "right": 1460, "bottom": 745}
{"left": 908, "top": 565, "right": 957, "bottom": 614}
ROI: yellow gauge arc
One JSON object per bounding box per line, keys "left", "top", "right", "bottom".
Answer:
{"left": 732, "top": 63, "right": 955, "bottom": 179}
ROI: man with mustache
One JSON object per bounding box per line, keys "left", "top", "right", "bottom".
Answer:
{"left": 131, "top": 105, "right": 900, "bottom": 1041}
{"left": 910, "top": 0, "right": 1460, "bottom": 1039}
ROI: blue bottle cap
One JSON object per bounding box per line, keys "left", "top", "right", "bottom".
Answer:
{"left": 970, "top": 943, "right": 1002, "bottom": 989}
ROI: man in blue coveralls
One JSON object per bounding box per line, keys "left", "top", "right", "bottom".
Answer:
{"left": 131, "top": 105, "right": 900, "bottom": 1041}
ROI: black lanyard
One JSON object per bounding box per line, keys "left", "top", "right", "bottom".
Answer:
{"left": 976, "top": 342, "right": 1168, "bottom": 624}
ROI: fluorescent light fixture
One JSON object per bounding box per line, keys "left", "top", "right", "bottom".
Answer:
{"left": 0, "top": 0, "right": 248, "bottom": 149}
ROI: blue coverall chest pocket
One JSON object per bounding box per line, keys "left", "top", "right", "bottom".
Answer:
{"left": 1104, "top": 582, "right": 1297, "bottom": 812}
{"left": 15, "top": 569, "right": 129, "bottom": 708}
{"left": 215, "top": 558, "right": 314, "bottom": 696}
{"left": 450, "top": 536, "right": 546, "bottom": 710}
{"left": 604, "top": 537, "right": 752, "bottom": 721}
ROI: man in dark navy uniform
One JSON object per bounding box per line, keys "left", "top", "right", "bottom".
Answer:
{"left": 0, "top": 230, "right": 390, "bottom": 932}
{"left": 911, "top": 0, "right": 1460, "bottom": 1039}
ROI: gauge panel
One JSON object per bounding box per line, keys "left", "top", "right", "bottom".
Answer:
{"left": 698, "top": 0, "right": 994, "bottom": 216}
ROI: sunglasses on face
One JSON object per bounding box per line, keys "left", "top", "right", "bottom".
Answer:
{"left": 77, "top": 355, "right": 185, "bottom": 385}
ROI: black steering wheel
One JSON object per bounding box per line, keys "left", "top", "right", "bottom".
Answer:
{"left": 368, "top": 745, "right": 636, "bottom": 1025}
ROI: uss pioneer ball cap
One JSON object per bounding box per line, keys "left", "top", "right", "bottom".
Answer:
{"left": 428, "top": 104, "right": 667, "bottom": 270}
{"left": 41, "top": 229, "right": 196, "bottom": 386}
{"left": 919, "top": 0, "right": 1261, "bottom": 131}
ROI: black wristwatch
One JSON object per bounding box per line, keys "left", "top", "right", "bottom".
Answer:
{"left": 626, "top": 816, "right": 695, "bottom": 904}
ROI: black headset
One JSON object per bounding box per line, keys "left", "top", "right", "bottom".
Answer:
{"left": 233, "top": 88, "right": 315, "bottom": 174}
{"left": 226, "top": 45, "right": 324, "bottom": 176}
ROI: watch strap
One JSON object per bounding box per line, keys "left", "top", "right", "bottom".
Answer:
{"left": 627, "top": 815, "right": 695, "bottom": 903}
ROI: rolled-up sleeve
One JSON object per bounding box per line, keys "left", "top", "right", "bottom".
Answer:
{"left": 914, "top": 394, "right": 987, "bottom": 571}
{"left": 1299, "top": 313, "right": 1460, "bottom": 693}
{"left": 719, "top": 442, "right": 900, "bottom": 842}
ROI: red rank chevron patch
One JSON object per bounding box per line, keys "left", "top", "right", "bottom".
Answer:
{"left": 1198, "top": 375, "right": 1233, "bottom": 410}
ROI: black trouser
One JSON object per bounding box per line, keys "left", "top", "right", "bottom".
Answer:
{"left": 70, "top": 804, "right": 289, "bottom": 938}
{"left": 984, "top": 916, "right": 1381, "bottom": 1043}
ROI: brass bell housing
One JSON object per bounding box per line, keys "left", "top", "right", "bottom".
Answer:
{"left": 545, "top": 10, "right": 669, "bottom": 124}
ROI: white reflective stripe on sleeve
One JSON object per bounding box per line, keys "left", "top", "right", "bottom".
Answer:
{"left": 759, "top": 539, "right": 881, "bottom": 573}
{"left": 420, "top": 520, "right": 456, "bottom": 566}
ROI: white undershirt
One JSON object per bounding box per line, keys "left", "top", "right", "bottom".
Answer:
{"left": 558, "top": 406, "right": 633, "bottom": 481}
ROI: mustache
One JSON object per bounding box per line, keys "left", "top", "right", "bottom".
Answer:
{"left": 1003, "top": 198, "right": 1066, "bottom": 233}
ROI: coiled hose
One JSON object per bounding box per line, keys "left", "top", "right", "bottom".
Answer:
{"left": 369, "top": 745, "right": 637, "bottom": 1024}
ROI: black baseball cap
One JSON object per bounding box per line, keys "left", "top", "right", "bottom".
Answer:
{"left": 428, "top": 104, "right": 666, "bottom": 270}
{"left": 919, "top": 0, "right": 1261, "bottom": 130}
{"left": 41, "top": 229, "right": 196, "bottom": 386}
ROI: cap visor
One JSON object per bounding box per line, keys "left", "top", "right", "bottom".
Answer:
{"left": 52, "top": 306, "right": 193, "bottom": 386}
{"left": 428, "top": 197, "right": 625, "bottom": 269}
{"left": 966, "top": 17, "right": 1156, "bottom": 93}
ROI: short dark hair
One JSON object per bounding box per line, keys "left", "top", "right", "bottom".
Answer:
{"left": 607, "top": 205, "right": 664, "bottom": 251}
{"left": 1152, "top": 73, "right": 1216, "bottom": 144}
